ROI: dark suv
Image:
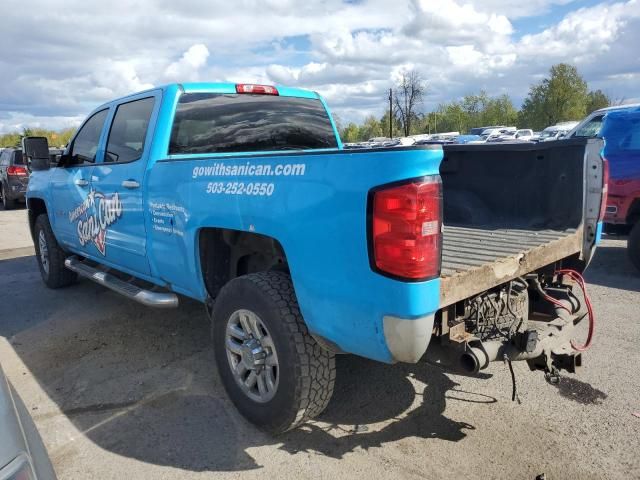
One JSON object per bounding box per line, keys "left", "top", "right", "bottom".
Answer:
{"left": 0, "top": 148, "right": 29, "bottom": 209}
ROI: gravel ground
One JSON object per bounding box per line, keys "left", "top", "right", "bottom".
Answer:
{"left": 0, "top": 208, "right": 638, "bottom": 479}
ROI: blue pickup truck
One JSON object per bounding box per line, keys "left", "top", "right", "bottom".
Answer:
{"left": 22, "top": 83, "right": 606, "bottom": 434}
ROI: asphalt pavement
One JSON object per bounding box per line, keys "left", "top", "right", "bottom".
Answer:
{"left": 0, "top": 208, "right": 639, "bottom": 479}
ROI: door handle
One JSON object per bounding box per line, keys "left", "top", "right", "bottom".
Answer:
{"left": 74, "top": 179, "right": 89, "bottom": 187}
{"left": 121, "top": 180, "right": 140, "bottom": 189}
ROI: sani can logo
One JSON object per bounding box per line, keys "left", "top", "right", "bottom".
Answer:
{"left": 68, "top": 190, "right": 123, "bottom": 255}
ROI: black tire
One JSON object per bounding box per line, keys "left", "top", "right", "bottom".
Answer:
{"left": 212, "top": 271, "right": 335, "bottom": 434}
{"left": 629, "top": 221, "right": 640, "bottom": 272}
{"left": 1, "top": 184, "right": 15, "bottom": 210}
{"left": 33, "top": 214, "right": 77, "bottom": 288}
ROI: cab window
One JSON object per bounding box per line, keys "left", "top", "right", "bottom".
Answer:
{"left": 69, "top": 109, "right": 109, "bottom": 165}
{"left": 105, "top": 97, "right": 155, "bottom": 163}
{"left": 574, "top": 115, "right": 604, "bottom": 138}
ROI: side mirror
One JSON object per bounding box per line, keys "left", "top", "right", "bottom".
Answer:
{"left": 21, "top": 136, "right": 51, "bottom": 171}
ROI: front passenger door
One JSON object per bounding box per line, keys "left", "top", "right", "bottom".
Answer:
{"left": 50, "top": 109, "right": 109, "bottom": 251}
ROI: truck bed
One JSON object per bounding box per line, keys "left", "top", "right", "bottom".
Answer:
{"left": 440, "top": 225, "right": 582, "bottom": 307}
{"left": 438, "top": 140, "right": 600, "bottom": 307}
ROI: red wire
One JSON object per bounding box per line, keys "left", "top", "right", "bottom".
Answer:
{"left": 555, "top": 269, "right": 595, "bottom": 351}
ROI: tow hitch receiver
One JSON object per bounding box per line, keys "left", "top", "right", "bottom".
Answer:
{"left": 437, "top": 272, "right": 592, "bottom": 383}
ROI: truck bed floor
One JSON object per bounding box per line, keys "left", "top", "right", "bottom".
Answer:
{"left": 440, "top": 225, "right": 582, "bottom": 307}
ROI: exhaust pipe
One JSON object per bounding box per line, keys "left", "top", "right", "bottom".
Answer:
{"left": 459, "top": 346, "right": 489, "bottom": 373}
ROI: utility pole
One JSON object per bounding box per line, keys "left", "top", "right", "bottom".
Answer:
{"left": 388, "top": 88, "right": 393, "bottom": 139}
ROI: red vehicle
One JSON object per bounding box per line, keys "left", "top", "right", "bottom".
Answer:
{"left": 570, "top": 107, "right": 640, "bottom": 270}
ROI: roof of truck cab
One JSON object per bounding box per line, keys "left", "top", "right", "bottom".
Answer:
{"left": 175, "top": 82, "right": 320, "bottom": 99}
{"left": 89, "top": 82, "right": 323, "bottom": 117}
{"left": 593, "top": 103, "right": 640, "bottom": 114}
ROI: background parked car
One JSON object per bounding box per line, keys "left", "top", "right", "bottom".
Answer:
{"left": 538, "top": 121, "right": 579, "bottom": 141}
{"left": 0, "top": 148, "right": 29, "bottom": 209}
{"left": 468, "top": 125, "right": 505, "bottom": 135}
{"left": 514, "top": 129, "right": 535, "bottom": 141}
{"left": 569, "top": 104, "right": 640, "bottom": 271}
{"left": 0, "top": 363, "right": 57, "bottom": 479}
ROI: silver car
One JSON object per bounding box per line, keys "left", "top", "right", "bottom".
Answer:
{"left": 0, "top": 364, "right": 56, "bottom": 479}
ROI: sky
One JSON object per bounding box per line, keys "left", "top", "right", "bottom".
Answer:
{"left": 0, "top": 0, "right": 639, "bottom": 133}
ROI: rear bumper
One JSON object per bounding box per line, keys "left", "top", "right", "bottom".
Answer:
{"left": 383, "top": 314, "right": 435, "bottom": 363}
{"left": 5, "top": 179, "right": 27, "bottom": 200}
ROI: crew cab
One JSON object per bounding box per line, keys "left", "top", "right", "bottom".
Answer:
{"left": 568, "top": 105, "right": 640, "bottom": 270}
{"left": 23, "top": 83, "right": 606, "bottom": 434}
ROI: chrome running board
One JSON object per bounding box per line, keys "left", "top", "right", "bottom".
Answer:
{"left": 65, "top": 256, "right": 178, "bottom": 308}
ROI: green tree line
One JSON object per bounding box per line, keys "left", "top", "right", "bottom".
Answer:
{"left": 0, "top": 127, "right": 76, "bottom": 149}
{"left": 341, "top": 63, "right": 612, "bottom": 143}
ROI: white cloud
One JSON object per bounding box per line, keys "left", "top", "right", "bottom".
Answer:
{"left": 0, "top": 0, "right": 638, "bottom": 128}
{"left": 164, "top": 44, "right": 210, "bottom": 80}
{"left": 518, "top": 0, "right": 640, "bottom": 62}
{"left": 0, "top": 112, "right": 83, "bottom": 135}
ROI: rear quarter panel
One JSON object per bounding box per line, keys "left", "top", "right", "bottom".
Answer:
{"left": 146, "top": 147, "right": 443, "bottom": 362}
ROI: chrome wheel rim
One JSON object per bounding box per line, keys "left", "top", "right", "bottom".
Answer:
{"left": 38, "top": 230, "right": 49, "bottom": 275}
{"left": 225, "top": 309, "right": 279, "bottom": 403}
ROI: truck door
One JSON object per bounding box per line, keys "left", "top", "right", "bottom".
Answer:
{"left": 50, "top": 109, "right": 109, "bottom": 251}
{"left": 90, "top": 95, "right": 158, "bottom": 276}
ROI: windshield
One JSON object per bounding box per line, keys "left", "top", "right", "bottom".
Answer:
{"left": 539, "top": 129, "right": 558, "bottom": 139}
{"left": 169, "top": 93, "right": 338, "bottom": 154}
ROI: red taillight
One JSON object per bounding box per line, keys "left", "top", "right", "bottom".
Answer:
{"left": 371, "top": 177, "right": 442, "bottom": 280}
{"left": 235, "top": 84, "right": 279, "bottom": 95}
{"left": 7, "top": 165, "right": 28, "bottom": 176}
{"left": 599, "top": 157, "right": 609, "bottom": 220}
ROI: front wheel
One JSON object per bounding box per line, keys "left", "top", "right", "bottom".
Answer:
{"left": 33, "top": 214, "right": 77, "bottom": 288}
{"left": 211, "top": 271, "right": 335, "bottom": 434}
{"left": 629, "top": 221, "right": 640, "bottom": 272}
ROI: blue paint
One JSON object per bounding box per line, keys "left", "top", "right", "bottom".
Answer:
{"left": 595, "top": 221, "right": 603, "bottom": 245}
{"left": 27, "top": 83, "right": 443, "bottom": 363}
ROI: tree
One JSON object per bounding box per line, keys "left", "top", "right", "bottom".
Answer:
{"left": 394, "top": 70, "right": 426, "bottom": 137}
{"left": 340, "top": 122, "right": 361, "bottom": 143}
{"left": 379, "top": 111, "right": 402, "bottom": 138}
{"left": 423, "top": 91, "right": 518, "bottom": 134}
{"left": 586, "top": 89, "right": 610, "bottom": 114}
{"left": 519, "top": 63, "right": 588, "bottom": 130}
{"left": 360, "top": 115, "right": 383, "bottom": 140}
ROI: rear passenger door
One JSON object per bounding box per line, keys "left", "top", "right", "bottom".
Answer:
{"left": 90, "top": 94, "right": 158, "bottom": 276}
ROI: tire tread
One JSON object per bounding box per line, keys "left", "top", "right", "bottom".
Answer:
{"left": 213, "top": 271, "right": 335, "bottom": 433}
{"left": 34, "top": 214, "right": 77, "bottom": 288}
{"left": 629, "top": 221, "right": 640, "bottom": 272}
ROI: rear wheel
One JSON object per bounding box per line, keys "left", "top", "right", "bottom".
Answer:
{"left": 629, "top": 221, "right": 640, "bottom": 272}
{"left": 34, "top": 214, "right": 77, "bottom": 288}
{"left": 1, "top": 184, "right": 16, "bottom": 210}
{"left": 212, "top": 271, "right": 335, "bottom": 434}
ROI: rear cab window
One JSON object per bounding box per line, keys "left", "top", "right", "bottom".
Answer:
{"left": 12, "top": 150, "right": 24, "bottom": 165}
{"left": 169, "top": 92, "right": 338, "bottom": 155}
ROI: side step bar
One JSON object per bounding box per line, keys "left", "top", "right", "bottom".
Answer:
{"left": 64, "top": 256, "right": 179, "bottom": 308}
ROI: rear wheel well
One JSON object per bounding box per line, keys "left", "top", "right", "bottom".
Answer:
{"left": 627, "top": 198, "right": 640, "bottom": 225}
{"left": 199, "top": 228, "right": 288, "bottom": 299}
{"left": 27, "top": 198, "right": 48, "bottom": 241}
